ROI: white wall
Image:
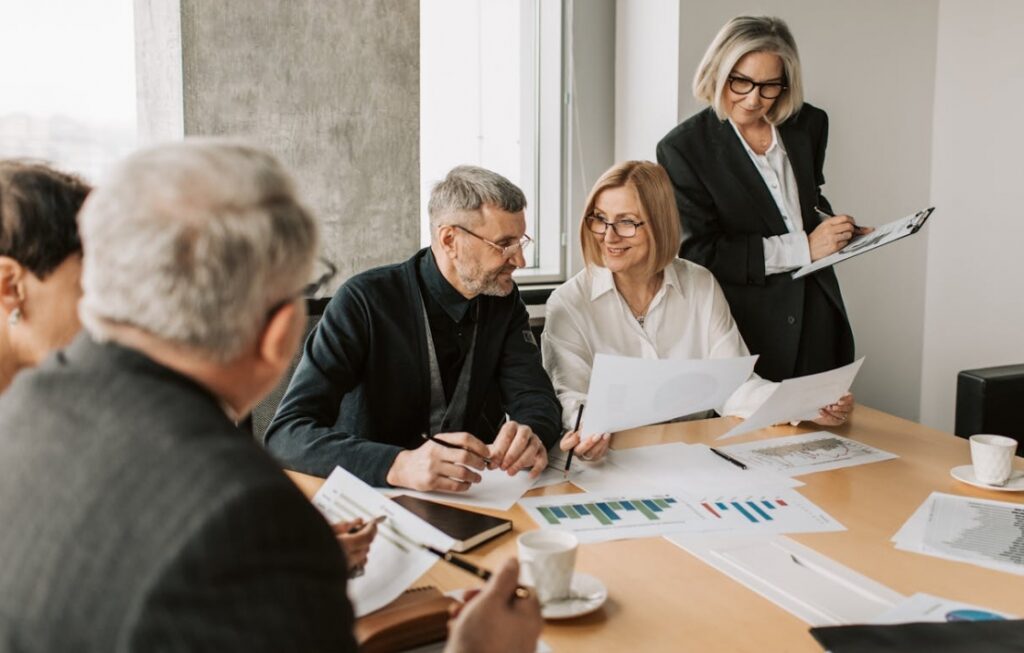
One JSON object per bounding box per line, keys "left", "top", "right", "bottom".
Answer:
{"left": 673, "top": 1, "right": 938, "bottom": 421}
{"left": 614, "top": 0, "right": 679, "bottom": 162}
{"left": 920, "top": 0, "right": 1024, "bottom": 431}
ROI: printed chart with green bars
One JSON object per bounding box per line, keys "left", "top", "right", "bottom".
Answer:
{"left": 520, "top": 491, "right": 709, "bottom": 543}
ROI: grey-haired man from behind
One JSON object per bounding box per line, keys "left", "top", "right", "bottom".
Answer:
{"left": 0, "top": 142, "right": 541, "bottom": 652}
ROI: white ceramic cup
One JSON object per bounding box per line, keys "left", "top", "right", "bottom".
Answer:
{"left": 517, "top": 530, "right": 578, "bottom": 604}
{"left": 969, "top": 434, "right": 1018, "bottom": 485}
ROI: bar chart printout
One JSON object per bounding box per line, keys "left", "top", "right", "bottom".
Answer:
{"left": 694, "top": 490, "right": 845, "bottom": 534}
{"left": 521, "top": 489, "right": 845, "bottom": 541}
{"left": 519, "top": 492, "right": 711, "bottom": 543}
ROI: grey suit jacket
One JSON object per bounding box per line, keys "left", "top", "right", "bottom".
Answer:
{"left": 0, "top": 335, "right": 357, "bottom": 652}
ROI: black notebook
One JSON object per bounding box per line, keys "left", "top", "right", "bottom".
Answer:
{"left": 392, "top": 494, "right": 512, "bottom": 552}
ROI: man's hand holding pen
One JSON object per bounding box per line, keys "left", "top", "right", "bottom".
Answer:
{"left": 385, "top": 431, "right": 494, "bottom": 492}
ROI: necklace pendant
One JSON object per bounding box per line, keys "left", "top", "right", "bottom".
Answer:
{"left": 635, "top": 314, "right": 645, "bottom": 327}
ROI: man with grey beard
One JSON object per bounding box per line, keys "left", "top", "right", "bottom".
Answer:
{"left": 266, "top": 165, "right": 561, "bottom": 492}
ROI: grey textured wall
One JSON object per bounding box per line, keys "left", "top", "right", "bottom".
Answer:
{"left": 176, "top": 0, "right": 419, "bottom": 289}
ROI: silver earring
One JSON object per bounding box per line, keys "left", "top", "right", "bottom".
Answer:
{"left": 7, "top": 308, "right": 21, "bottom": 326}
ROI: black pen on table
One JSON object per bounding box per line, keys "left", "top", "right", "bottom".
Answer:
{"left": 709, "top": 447, "right": 748, "bottom": 470}
{"left": 564, "top": 403, "right": 585, "bottom": 477}
{"left": 422, "top": 545, "right": 531, "bottom": 600}
{"left": 421, "top": 432, "right": 493, "bottom": 466}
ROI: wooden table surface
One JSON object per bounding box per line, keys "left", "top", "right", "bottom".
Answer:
{"left": 286, "top": 406, "right": 1024, "bottom": 652}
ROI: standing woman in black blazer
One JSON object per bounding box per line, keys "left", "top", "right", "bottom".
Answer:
{"left": 657, "top": 16, "right": 871, "bottom": 382}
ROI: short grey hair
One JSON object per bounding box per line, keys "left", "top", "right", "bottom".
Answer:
{"left": 427, "top": 165, "right": 526, "bottom": 230}
{"left": 78, "top": 139, "right": 318, "bottom": 361}
{"left": 693, "top": 16, "right": 804, "bottom": 125}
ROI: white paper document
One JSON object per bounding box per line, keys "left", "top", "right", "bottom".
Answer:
{"left": 666, "top": 534, "right": 903, "bottom": 626}
{"left": 582, "top": 354, "right": 757, "bottom": 436}
{"left": 719, "top": 358, "right": 864, "bottom": 440}
{"left": 520, "top": 490, "right": 712, "bottom": 543}
{"left": 520, "top": 487, "right": 842, "bottom": 543}
{"left": 892, "top": 492, "right": 1024, "bottom": 576}
{"left": 718, "top": 432, "right": 898, "bottom": 476}
{"left": 572, "top": 443, "right": 803, "bottom": 497}
{"left": 871, "top": 592, "right": 1016, "bottom": 624}
{"left": 387, "top": 467, "right": 537, "bottom": 511}
{"left": 792, "top": 207, "right": 933, "bottom": 279}
{"left": 313, "top": 467, "right": 455, "bottom": 617}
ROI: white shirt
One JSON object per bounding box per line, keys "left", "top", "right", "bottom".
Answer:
{"left": 541, "top": 259, "right": 777, "bottom": 431}
{"left": 729, "top": 120, "right": 811, "bottom": 274}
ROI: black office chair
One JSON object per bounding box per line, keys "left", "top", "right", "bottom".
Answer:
{"left": 955, "top": 363, "right": 1024, "bottom": 456}
{"left": 248, "top": 297, "right": 330, "bottom": 442}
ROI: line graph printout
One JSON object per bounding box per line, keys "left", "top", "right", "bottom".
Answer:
{"left": 718, "top": 432, "right": 898, "bottom": 476}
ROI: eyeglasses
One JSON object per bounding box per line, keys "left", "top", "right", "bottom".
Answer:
{"left": 450, "top": 224, "right": 533, "bottom": 259}
{"left": 303, "top": 256, "right": 337, "bottom": 297}
{"left": 266, "top": 256, "right": 337, "bottom": 320}
{"left": 727, "top": 75, "right": 788, "bottom": 99}
{"left": 585, "top": 215, "right": 646, "bottom": 238}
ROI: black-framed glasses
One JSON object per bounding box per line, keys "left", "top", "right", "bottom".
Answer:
{"left": 450, "top": 224, "right": 533, "bottom": 259}
{"left": 265, "top": 256, "right": 337, "bottom": 321}
{"left": 585, "top": 215, "right": 645, "bottom": 238}
{"left": 303, "top": 256, "right": 337, "bottom": 297}
{"left": 727, "top": 75, "right": 788, "bottom": 99}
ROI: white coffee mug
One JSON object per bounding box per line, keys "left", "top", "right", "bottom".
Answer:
{"left": 969, "top": 434, "right": 1017, "bottom": 485}
{"left": 517, "top": 530, "right": 578, "bottom": 604}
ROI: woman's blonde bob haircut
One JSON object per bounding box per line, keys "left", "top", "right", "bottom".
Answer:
{"left": 580, "top": 161, "right": 681, "bottom": 277}
{"left": 693, "top": 16, "right": 804, "bottom": 125}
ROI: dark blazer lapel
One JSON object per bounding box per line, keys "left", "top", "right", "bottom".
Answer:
{"left": 778, "top": 121, "right": 820, "bottom": 231}
{"left": 711, "top": 117, "right": 789, "bottom": 236}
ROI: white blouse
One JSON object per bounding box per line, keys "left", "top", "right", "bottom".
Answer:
{"left": 728, "top": 120, "right": 812, "bottom": 274}
{"left": 541, "top": 259, "right": 777, "bottom": 431}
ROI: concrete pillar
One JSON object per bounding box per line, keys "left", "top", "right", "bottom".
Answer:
{"left": 134, "top": 0, "right": 420, "bottom": 290}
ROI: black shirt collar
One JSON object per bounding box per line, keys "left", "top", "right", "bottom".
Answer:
{"left": 420, "top": 249, "right": 476, "bottom": 323}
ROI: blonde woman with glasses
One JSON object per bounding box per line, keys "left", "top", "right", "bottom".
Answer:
{"left": 657, "top": 16, "right": 872, "bottom": 384}
{"left": 543, "top": 161, "right": 852, "bottom": 462}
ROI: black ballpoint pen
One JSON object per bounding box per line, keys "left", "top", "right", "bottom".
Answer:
{"left": 422, "top": 545, "right": 531, "bottom": 599}
{"left": 564, "top": 404, "right": 585, "bottom": 477}
{"left": 710, "top": 447, "right": 748, "bottom": 470}
{"left": 421, "top": 432, "right": 493, "bottom": 466}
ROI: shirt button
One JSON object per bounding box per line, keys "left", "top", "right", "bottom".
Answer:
{"left": 771, "top": 183, "right": 778, "bottom": 189}
{"left": 787, "top": 316, "right": 796, "bottom": 325}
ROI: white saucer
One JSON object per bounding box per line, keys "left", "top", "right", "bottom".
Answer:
{"left": 541, "top": 573, "right": 607, "bottom": 620}
{"left": 950, "top": 465, "right": 1024, "bottom": 492}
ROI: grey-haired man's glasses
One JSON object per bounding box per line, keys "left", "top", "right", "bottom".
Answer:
{"left": 266, "top": 256, "right": 337, "bottom": 320}
{"left": 450, "top": 224, "right": 532, "bottom": 259}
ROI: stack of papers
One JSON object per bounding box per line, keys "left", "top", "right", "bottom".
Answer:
{"left": 718, "top": 432, "right": 898, "bottom": 476}
{"left": 892, "top": 492, "right": 1024, "bottom": 576}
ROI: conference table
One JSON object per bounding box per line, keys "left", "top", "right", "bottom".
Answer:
{"left": 287, "top": 406, "right": 1024, "bottom": 652}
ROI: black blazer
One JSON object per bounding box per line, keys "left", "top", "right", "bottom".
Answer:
{"left": 0, "top": 335, "right": 357, "bottom": 651}
{"left": 656, "top": 103, "right": 853, "bottom": 381}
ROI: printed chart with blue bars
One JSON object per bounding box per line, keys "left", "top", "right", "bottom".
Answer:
{"left": 520, "top": 489, "right": 844, "bottom": 543}
{"left": 520, "top": 491, "right": 709, "bottom": 543}
{"left": 700, "top": 498, "right": 789, "bottom": 524}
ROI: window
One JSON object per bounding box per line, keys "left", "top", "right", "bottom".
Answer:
{"left": 420, "top": 0, "right": 565, "bottom": 282}
{"left": 0, "top": 0, "right": 137, "bottom": 183}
